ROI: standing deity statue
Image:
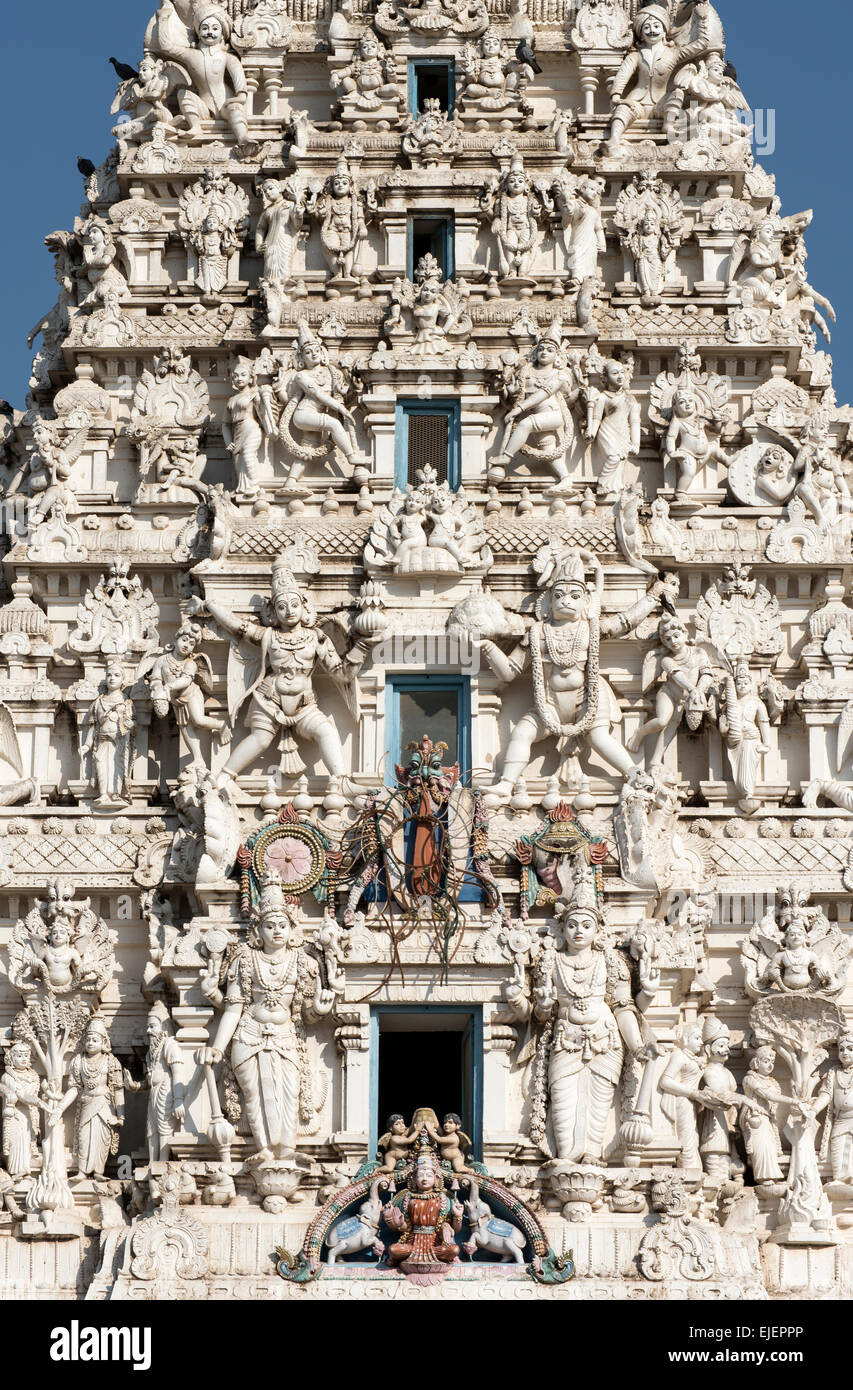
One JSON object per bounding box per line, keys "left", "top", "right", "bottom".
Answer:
{"left": 552, "top": 176, "right": 606, "bottom": 286}
{"left": 178, "top": 168, "right": 250, "bottom": 297}
{"left": 0, "top": 1043, "right": 46, "bottom": 1180}
{"left": 491, "top": 324, "right": 585, "bottom": 492}
{"left": 200, "top": 875, "right": 335, "bottom": 1162}
{"left": 273, "top": 323, "right": 370, "bottom": 489}
{"left": 480, "top": 154, "right": 543, "bottom": 283}
{"left": 614, "top": 174, "right": 685, "bottom": 308}
{"left": 658, "top": 1021, "right": 705, "bottom": 1171}
{"left": 819, "top": 1033, "right": 853, "bottom": 1189}
{"left": 138, "top": 617, "right": 224, "bottom": 768}
{"left": 605, "top": 2, "right": 716, "bottom": 153}
{"left": 584, "top": 355, "right": 640, "bottom": 500}
{"left": 481, "top": 546, "right": 677, "bottom": 800}
{"left": 255, "top": 178, "right": 306, "bottom": 332}
{"left": 222, "top": 355, "right": 276, "bottom": 502}
{"left": 53, "top": 1018, "right": 125, "bottom": 1181}
{"left": 81, "top": 663, "right": 135, "bottom": 807}
{"left": 308, "top": 159, "right": 376, "bottom": 284}
{"left": 505, "top": 872, "right": 655, "bottom": 1164}
{"left": 718, "top": 660, "right": 772, "bottom": 812}
{"left": 187, "top": 554, "right": 371, "bottom": 784}
{"left": 124, "top": 1002, "right": 186, "bottom": 1165}
{"left": 145, "top": 0, "right": 256, "bottom": 153}
{"left": 694, "top": 1016, "right": 744, "bottom": 1182}
{"left": 740, "top": 1046, "right": 784, "bottom": 1185}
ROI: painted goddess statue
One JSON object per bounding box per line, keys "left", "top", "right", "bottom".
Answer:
{"left": 200, "top": 874, "right": 334, "bottom": 1162}
{"left": 506, "top": 873, "right": 654, "bottom": 1164}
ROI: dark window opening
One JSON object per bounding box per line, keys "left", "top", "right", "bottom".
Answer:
{"left": 409, "top": 60, "right": 454, "bottom": 114}
{"left": 408, "top": 215, "right": 454, "bottom": 280}
{"left": 375, "top": 1009, "right": 481, "bottom": 1155}
{"left": 398, "top": 685, "right": 459, "bottom": 766}
{"left": 395, "top": 398, "right": 460, "bottom": 490}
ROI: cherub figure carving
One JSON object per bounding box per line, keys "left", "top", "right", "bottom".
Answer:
{"left": 145, "top": 0, "right": 256, "bottom": 153}
{"left": 605, "top": 1, "right": 716, "bottom": 152}
{"left": 628, "top": 614, "right": 716, "bottom": 766}
{"left": 307, "top": 158, "right": 376, "bottom": 283}
{"left": 111, "top": 53, "right": 182, "bottom": 140}
{"left": 178, "top": 168, "right": 250, "bottom": 296}
{"left": 741, "top": 885, "right": 849, "bottom": 999}
{"left": 187, "top": 554, "right": 372, "bottom": 784}
{"left": 81, "top": 663, "right": 135, "bottom": 807}
{"left": 4, "top": 417, "right": 89, "bottom": 526}
{"left": 479, "top": 154, "right": 543, "bottom": 283}
{"left": 671, "top": 51, "right": 751, "bottom": 148}
{"left": 426, "top": 1111, "right": 472, "bottom": 1172}
{"left": 365, "top": 464, "right": 492, "bottom": 575}
{"left": 273, "top": 323, "right": 370, "bottom": 489}
{"left": 8, "top": 881, "right": 115, "bottom": 997}
{"left": 377, "top": 1113, "right": 419, "bottom": 1171}
{"left": 137, "top": 617, "right": 225, "bottom": 767}
{"left": 331, "top": 31, "right": 401, "bottom": 110}
{"left": 386, "top": 254, "right": 472, "bottom": 357}
{"left": 613, "top": 174, "right": 684, "bottom": 307}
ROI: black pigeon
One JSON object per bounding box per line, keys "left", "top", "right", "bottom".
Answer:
{"left": 723, "top": 60, "right": 738, "bottom": 82}
{"left": 77, "top": 156, "right": 96, "bottom": 178}
{"left": 516, "top": 38, "right": 542, "bottom": 74}
{"left": 109, "top": 56, "right": 139, "bottom": 82}
{"left": 0, "top": 400, "right": 13, "bottom": 417}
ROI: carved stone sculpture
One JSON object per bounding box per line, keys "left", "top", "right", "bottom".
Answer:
{"left": 145, "top": 0, "right": 256, "bottom": 152}
{"left": 178, "top": 168, "right": 250, "bottom": 296}
{"left": 68, "top": 560, "right": 160, "bottom": 659}
{"left": 629, "top": 614, "right": 716, "bottom": 766}
{"left": 480, "top": 154, "right": 543, "bottom": 285}
{"left": 124, "top": 1002, "right": 185, "bottom": 1165}
{"left": 457, "top": 33, "right": 534, "bottom": 113}
{"left": 491, "top": 323, "right": 586, "bottom": 491}
{"left": 307, "top": 158, "right": 376, "bottom": 287}
{"left": 273, "top": 323, "right": 370, "bottom": 488}
{"left": 481, "top": 545, "right": 676, "bottom": 799}
{"left": 385, "top": 254, "right": 472, "bottom": 357}
{"left": 605, "top": 2, "right": 717, "bottom": 152}
{"left": 129, "top": 346, "right": 210, "bottom": 495}
{"left": 255, "top": 177, "right": 307, "bottom": 331}
{"left": 138, "top": 617, "right": 224, "bottom": 767}
{"left": 53, "top": 1017, "right": 124, "bottom": 1181}
{"left": 200, "top": 875, "right": 335, "bottom": 1169}
{"left": 188, "top": 554, "right": 370, "bottom": 783}
{"left": 649, "top": 343, "right": 731, "bottom": 499}
{"left": 365, "top": 464, "right": 493, "bottom": 575}
{"left": 81, "top": 663, "right": 135, "bottom": 807}
{"left": 552, "top": 175, "right": 606, "bottom": 286}
{"left": 584, "top": 353, "right": 640, "bottom": 500}
{"left": 614, "top": 174, "right": 685, "bottom": 306}
{"left": 331, "top": 32, "right": 401, "bottom": 112}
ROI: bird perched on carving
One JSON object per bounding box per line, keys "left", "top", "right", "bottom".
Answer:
{"left": 109, "top": 56, "right": 139, "bottom": 82}
{"left": 77, "top": 156, "right": 96, "bottom": 178}
{"left": 515, "top": 38, "right": 541, "bottom": 74}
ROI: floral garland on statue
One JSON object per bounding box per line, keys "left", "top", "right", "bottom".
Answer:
{"left": 529, "top": 615, "right": 600, "bottom": 742}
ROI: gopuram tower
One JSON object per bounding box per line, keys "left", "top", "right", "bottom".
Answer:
{"left": 0, "top": 0, "right": 851, "bottom": 1301}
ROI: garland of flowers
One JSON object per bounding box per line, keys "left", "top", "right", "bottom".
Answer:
{"left": 529, "top": 614, "right": 600, "bottom": 741}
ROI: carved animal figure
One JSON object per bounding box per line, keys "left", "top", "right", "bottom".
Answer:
{"left": 325, "top": 1174, "right": 387, "bottom": 1264}
{"left": 461, "top": 1179, "right": 526, "bottom": 1262}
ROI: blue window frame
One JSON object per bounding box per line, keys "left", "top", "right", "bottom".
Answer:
{"left": 407, "top": 214, "right": 455, "bottom": 281}
{"left": 407, "top": 57, "right": 455, "bottom": 115}
{"left": 394, "top": 397, "right": 461, "bottom": 490}
{"left": 369, "top": 1005, "right": 483, "bottom": 1161}
{"left": 385, "top": 673, "right": 470, "bottom": 785}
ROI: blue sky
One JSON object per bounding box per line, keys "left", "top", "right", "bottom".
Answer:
{"left": 0, "top": 1, "right": 850, "bottom": 408}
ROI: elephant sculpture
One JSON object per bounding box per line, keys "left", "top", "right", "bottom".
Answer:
{"left": 325, "top": 1174, "right": 387, "bottom": 1265}
{"left": 461, "top": 1179, "right": 527, "bottom": 1263}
